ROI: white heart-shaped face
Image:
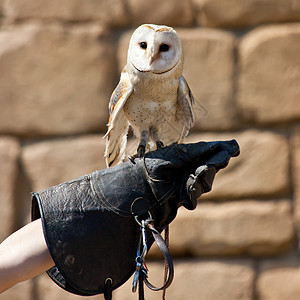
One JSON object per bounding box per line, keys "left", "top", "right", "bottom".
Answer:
{"left": 128, "top": 24, "right": 183, "bottom": 74}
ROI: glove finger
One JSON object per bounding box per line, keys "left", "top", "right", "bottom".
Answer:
{"left": 176, "top": 139, "right": 240, "bottom": 164}
{"left": 195, "top": 166, "right": 216, "bottom": 194}
{"left": 194, "top": 165, "right": 209, "bottom": 177}
{"left": 206, "top": 150, "right": 236, "bottom": 172}
{"left": 219, "top": 139, "right": 240, "bottom": 157}
{"left": 185, "top": 166, "right": 216, "bottom": 209}
{"left": 144, "top": 139, "right": 239, "bottom": 181}
{"left": 144, "top": 141, "right": 220, "bottom": 178}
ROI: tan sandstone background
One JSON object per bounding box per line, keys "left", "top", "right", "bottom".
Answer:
{"left": 0, "top": 0, "right": 300, "bottom": 299}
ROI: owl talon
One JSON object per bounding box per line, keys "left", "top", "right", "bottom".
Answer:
{"left": 128, "top": 155, "right": 137, "bottom": 164}
{"left": 128, "top": 145, "right": 146, "bottom": 163}
{"left": 137, "top": 145, "right": 146, "bottom": 158}
{"left": 156, "top": 141, "right": 164, "bottom": 149}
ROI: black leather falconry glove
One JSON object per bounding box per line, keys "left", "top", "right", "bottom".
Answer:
{"left": 32, "top": 139, "right": 239, "bottom": 296}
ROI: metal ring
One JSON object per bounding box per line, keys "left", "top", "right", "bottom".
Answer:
{"left": 134, "top": 211, "right": 153, "bottom": 227}
{"left": 105, "top": 277, "right": 113, "bottom": 285}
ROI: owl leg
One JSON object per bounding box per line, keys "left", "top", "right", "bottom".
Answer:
{"left": 137, "top": 145, "right": 145, "bottom": 157}
{"left": 150, "top": 126, "right": 164, "bottom": 149}
{"left": 137, "top": 130, "right": 149, "bottom": 157}
{"left": 156, "top": 141, "right": 164, "bottom": 149}
{"left": 128, "top": 130, "right": 149, "bottom": 163}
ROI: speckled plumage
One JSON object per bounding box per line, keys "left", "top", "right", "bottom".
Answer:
{"left": 104, "top": 24, "right": 194, "bottom": 167}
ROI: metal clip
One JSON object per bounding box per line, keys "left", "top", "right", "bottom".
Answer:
{"left": 132, "top": 219, "right": 149, "bottom": 293}
{"left": 132, "top": 262, "right": 141, "bottom": 292}
{"left": 134, "top": 211, "right": 153, "bottom": 227}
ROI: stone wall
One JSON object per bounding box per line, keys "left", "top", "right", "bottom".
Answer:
{"left": 0, "top": 0, "right": 299, "bottom": 299}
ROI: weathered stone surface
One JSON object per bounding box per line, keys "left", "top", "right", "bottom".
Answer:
{"left": 0, "top": 136, "right": 19, "bottom": 240}
{"left": 35, "top": 274, "right": 102, "bottom": 300}
{"left": 238, "top": 24, "right": 300, "bottom": 125}
{"left": 291, "top": 125, "right": 300, "bottom": 234}
{"left": 115, "top": 259, "right": 254, "bottom": 300}
{"left": 0, "top": 23, "right": 116, "bottom": 136}
{"left": 193, "top": 0, "right": 300, "bottom": 28}
{"left": 117, "top": 29, "right": 133, "bottom": 71}
{"left": 3, "top": 0, "right": 128, "bottom": 26}
{"left": 0, "top": 279, "right": 32, "bottom": 300}
{"left": 169, "top": 200, "right": 293, "bottom": 256}
{"left": 179, "top": 28, "right": 238, "bottom": 131}
{"left": 186, "top": 130, "right": 290, "bottom": 199}
{"left": 117, "top": 27, "right": 238, "bottom": 131}
{"left": 126, "top": 0, "right": 194, "bottom": 27}
{"left": 21, "top": 135, "right": 106, "bottom": 191}
{"left": 0, "top": 0, "right": 4, "bottom": 18}
{"left": 257, "top": 256, "right": 300, "bottom": 300}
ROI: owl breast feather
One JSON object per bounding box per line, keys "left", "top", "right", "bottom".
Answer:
{"left": 123, "top": 90, "right": 177, "bottom": 131}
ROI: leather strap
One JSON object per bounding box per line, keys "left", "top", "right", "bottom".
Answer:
{"left": 162, "top": 226, "right": 169, "bottom": 300}
{"left": 138, "top": 271, "right": 145, "bottom": 300}
{"left": 144, "top": 224, "right": 174, "bottom": 291}
{"left": 104, "top": 278, "right": 112, "bottom": 300}
{"left": 131, "top": 198, "right": 174, "bottom": 298}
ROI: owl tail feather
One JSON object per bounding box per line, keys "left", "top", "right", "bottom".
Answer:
{"left": 104, "top": 118, "right": 129, "bottom": 168}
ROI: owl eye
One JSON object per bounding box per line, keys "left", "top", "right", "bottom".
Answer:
{"left": 140, "top": 42, "right": 147, "bottom": 49}
{"left": 159, "top": 44, "right": 169, "bottom": 52}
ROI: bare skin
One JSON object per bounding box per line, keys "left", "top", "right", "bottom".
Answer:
{"left": 0, "top": 218, "right": 54, "bottom": 293}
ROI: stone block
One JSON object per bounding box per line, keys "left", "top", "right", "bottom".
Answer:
{"left": 257, "top": 256, "right": 300, "bottom": 300}
{"left": 179, "top": 28, "right": 238, "bottom": 131}
{"left": 193, "top": 0, "right": 300, "bottom": 28}
{"left": 0, "top": 136, "right": 19, "bottom": 240}
{"left": 0, "top": 0, "right": 4, "bottom": 18}
{"left": 117, "top": 27, "right": 238, "bottom": 131}
{"left": 114, "top": 259, "right": 254, "bottom": 300}
{"left": 291, "top": 125, "right": 300, "bottom": 233}
{"left": 169, "top": 200, "right": 293, "bottom": 256}
{"left": 238, "top": 24, "right": 300, "bottom": 125}
{"left": 0, "top": 23, "right": 117, "bottom": 136}
{"left": 126, "top": 0, "right": 194, "bottom": 27}
{"left": 3, "top": 0, "right": 128, "bottom": 26}
{"left": 21, "top": 135, "right": 106, "bottom": 192}
{"left": 117, "top": 29, "right": 133, "bottom": 72}
{"left": 35, "top": 273, "right": 102, "bottom": 300}
{"left": 0, "top": 280, "right": 32, "bottom": 300}
{"left": 186, "top": 130, "right": 290, "bottom": 199}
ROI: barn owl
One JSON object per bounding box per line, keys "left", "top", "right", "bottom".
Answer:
{"left": 104, "top": 24, "right": 194, "bottom": 167}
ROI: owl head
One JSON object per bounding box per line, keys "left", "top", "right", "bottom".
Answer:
{"left": 127, "top": 24, "right": 183, "bottom": 75}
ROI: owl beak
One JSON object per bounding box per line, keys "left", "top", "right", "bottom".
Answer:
{"left": 149, "top": 53, "right": 159, "bottom": 65}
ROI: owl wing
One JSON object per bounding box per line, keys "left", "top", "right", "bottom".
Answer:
{"left": 104, "top": 67, "right": 133, "bottom": 167}
{"left": 156, "top": 76, "right": 194, "bottom": 147}
{"left": 175, "top": 75, "right": 195, "bottom": 142}
{"left": 169, "top": 75, "right": 195, "bottom": 143}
